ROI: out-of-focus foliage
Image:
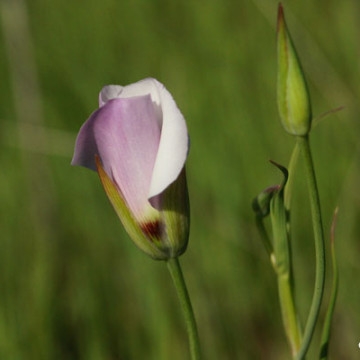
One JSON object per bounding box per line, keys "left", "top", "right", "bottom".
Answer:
{"left": 0, "top": 0, "right": 359, "bottom": 359}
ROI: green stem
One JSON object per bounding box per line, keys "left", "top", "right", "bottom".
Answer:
{"left": 319, "top": 242, "right": 338, "bottom": 359}
{"left": 285, "top": 142, "right": 300, "bottom": 212}
{"left": 296, "top": 135, "right": 326, "bottom": 360}
{"left": 277, "top": 274, "right": 302, "bottom": 357}
{"left": 167, "top": 257, "right": 201, "bottom": 360}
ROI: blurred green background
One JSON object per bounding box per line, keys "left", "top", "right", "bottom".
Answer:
{"left": 0, "top": 0, "right": 359, "bottom": 358}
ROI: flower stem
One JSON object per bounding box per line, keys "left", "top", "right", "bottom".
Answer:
{"left": 296, "top": 135, "right": 326, "bottom": 360}
{"left": 277, "top": 273, "right": 302, "bottom": 357}
{"left": 285, "top": 142, "right": 300, "bottom": 213}
{"left": 167, "top": 257, "right": 201, "bottom": 360}
{"left": 269, "top": 164, "right": 301, "bottom": 357}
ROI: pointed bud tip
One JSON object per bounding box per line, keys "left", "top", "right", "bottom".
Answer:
{"left": 269, "top": 159, "right": 287, "bottom": 175}
{"left": 269, "top": 160, "right": 288, "bottom": 186}
{"left": 277, "top": 3, "right": 285, "bottom": 33}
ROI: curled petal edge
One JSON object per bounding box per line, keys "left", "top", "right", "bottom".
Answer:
{"left": 148, "top": 80, "right": 189, "bottom": 199}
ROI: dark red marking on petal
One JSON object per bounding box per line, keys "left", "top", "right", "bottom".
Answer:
{"left": 141, "top": 220, "right": 161, "bottom": 240}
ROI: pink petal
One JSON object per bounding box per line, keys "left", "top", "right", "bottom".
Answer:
{"left": 72, "top": 95, "right": 161, "bottom": 219}
{"left": 100, "top": 79, "right": 162, "bottom": 126}
{"left": 100, "top": 78, "right": 189, "bottom": 199}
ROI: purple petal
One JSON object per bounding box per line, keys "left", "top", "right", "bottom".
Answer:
{"left": 72, "top": 95, "right": 161, "bottom": 219}
{"left": 100, "top": 79, "right": 162, "bottom": 126}
{"left": 100, "top": 78, "right": 189, "bottom": 199}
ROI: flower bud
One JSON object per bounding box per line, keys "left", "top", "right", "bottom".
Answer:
{"left": 252, "top": 185, "right": 280, "bottom": 218}
{"left": 277, "top": 4, "right": 312, "bottom": 136}
{"left": 72, "top": 78, "right": 190, "bottom": 260}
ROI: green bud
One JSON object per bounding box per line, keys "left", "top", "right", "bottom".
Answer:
{"left": 277, "top": 3, "right": 312, "bottom": 136}
{"left": 252, "top": 185, "right": 280, "bottom": 218}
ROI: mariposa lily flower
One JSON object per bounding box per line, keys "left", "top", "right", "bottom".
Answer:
{"left": 72, "top": 78, "right": 190, "bottom": 260}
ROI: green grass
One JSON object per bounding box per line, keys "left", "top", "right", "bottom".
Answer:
{"left": 0, "top": 0, "right": 359, "bottom": 358}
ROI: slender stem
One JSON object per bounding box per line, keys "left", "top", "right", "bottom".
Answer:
{"left": 167, "top": 257, "right": 201, "bottom": 360}
{"left": 285, "top": 142, "right": 300, "bottom": 213}
{"left": 319, "top": 240, "right": 338, "bottom": 360}
{"left": 296, "top": 135, "right": 326, "bottom": 360}
{"left": 284, "top": 142, "right": 303, "bottom": 350}
{"left": 277, "top": 274, "right": 302, "bottom": 357}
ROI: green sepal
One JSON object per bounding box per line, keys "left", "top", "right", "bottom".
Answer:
{"left": 159, "top": 168, "right": 190, "bottom": 258}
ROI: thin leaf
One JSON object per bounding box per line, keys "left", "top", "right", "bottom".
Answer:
{"left": 319, "top": 207, "right": 339, "bottom": 359}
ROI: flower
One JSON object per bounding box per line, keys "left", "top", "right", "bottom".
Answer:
{"left": 72, "top": 78, "right": 190, "bottom": 260}
{"left": 277, "top": 3, "right": 312, "bottom": 136}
